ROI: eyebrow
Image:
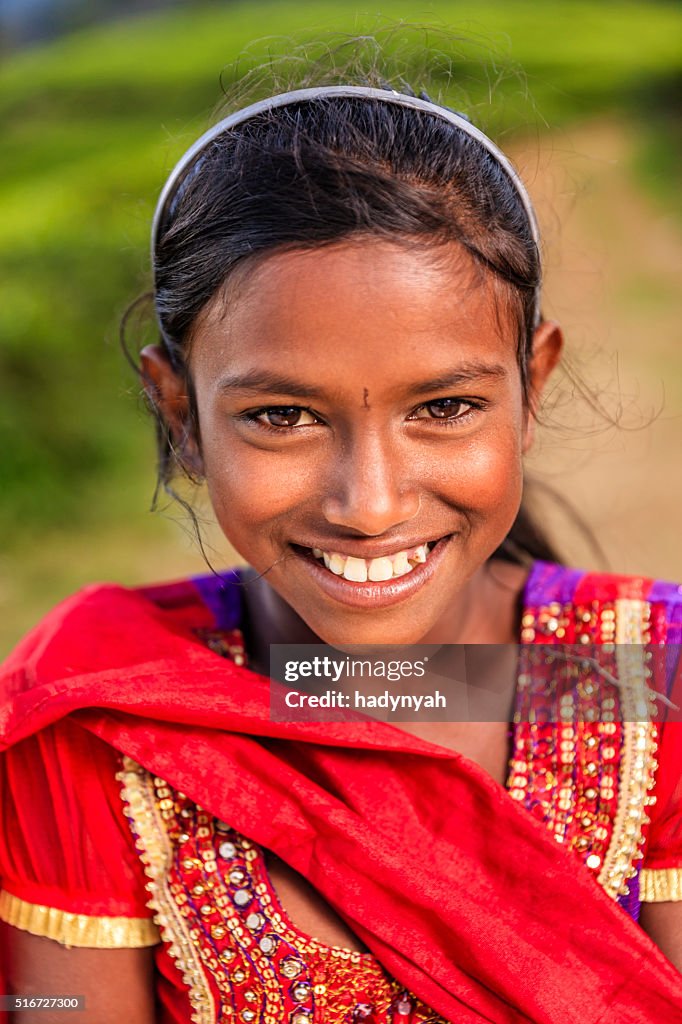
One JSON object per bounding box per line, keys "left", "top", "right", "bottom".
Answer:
{"left": 403, "top": 362, "right": 509, "bottom": 396}
{"left": 215, "top": 362, "right": 508, "bottom": 398}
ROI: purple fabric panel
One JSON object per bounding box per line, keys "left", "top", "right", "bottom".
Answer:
{"left": 649, "top": 579, "right": 682, "bottom": 647}
{"left": 647, "top": 580, "right": 682, "bottom": 703}
{"left": 523, "top": 560, "right": 586, "bottom": 608}
{"left": 648, "top": 580, "right": 682, "bottom": 603}
{"left": 191, "top": 569, "right": 243, "bottom": 630}
{"left": 617, "top": 867, "right": 642, "bottom": 922}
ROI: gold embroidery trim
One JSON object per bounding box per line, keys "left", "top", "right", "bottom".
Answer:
{"left": 598, "top": 599, "right": 658, "bottom": 899}
{"left": 0, "top": 889, "right": 160, "bottom": 948}
{"left": 117, "top": 756, "right": 215, "bottom": 1024}
{"left": 639, "top": 867, "right": 682, "bottom": 902}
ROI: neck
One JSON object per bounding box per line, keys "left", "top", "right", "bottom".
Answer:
{"left": 422, "top": 558, "right": 531, "bottom": 644}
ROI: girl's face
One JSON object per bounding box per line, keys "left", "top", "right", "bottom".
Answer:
{"left": 146, "top": 239, "right": 561, "bottom": 646}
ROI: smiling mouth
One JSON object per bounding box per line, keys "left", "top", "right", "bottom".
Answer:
{"left": 292, "top": 537, "right": 450, "bottom": 584}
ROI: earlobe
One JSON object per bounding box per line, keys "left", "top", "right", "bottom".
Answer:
{"left": 140, "top": 344, "right": 203, "bottom": 475}
{"left": 522, "top": 320, "right": 564, "bottom": 453}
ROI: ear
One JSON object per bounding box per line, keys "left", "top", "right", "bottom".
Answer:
{"left": 140, "top": 344, "right": 203, "bottom": 475}
{"left": 522, "top": 320, "right": 563, "bottom": 453}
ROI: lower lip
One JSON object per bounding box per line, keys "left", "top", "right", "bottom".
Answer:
{"left": 289, "top": 536, "right": 453, "bottom": 609}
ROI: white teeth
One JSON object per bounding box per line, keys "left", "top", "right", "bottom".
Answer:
{"left": 367, "top": 556, "right": 394, "bottom": 582}
{"left": 391, "top": 551, "right": 412, "bottom": 576}
{"left": 311, "top": 541, "right": 434, "bottom": 582}
{"left": 409, "top": 544, "right": 428, "bottom": 565}
{"left": 329, "top": 553, "right": 346, "bottom": 576}
{"left": 343, "top": 556, "right": 368, "bottom": 583}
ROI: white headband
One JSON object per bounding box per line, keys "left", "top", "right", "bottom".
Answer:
{"left": 152, "top": 85, "right": 541, "bottom": 324}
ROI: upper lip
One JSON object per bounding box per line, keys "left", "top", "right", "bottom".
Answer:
{"left": 292, "top": 535, "right": 450, "bottom": 560}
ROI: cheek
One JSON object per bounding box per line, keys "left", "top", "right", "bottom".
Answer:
{"left": 202, "top": 443, "right": 317, "bottom": 544}
{"left": 434, "top": 426, "right": 524, "bottom": 513}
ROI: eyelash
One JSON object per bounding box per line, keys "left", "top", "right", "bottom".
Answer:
{"left": 239, "top": 398, "right": 487, "bottom": 433}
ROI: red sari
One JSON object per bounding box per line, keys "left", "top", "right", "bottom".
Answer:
{"left": 1, "top": 561, "right": 681, "bottom": 1023}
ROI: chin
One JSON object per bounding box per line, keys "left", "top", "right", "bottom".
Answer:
{"left": 300, "top": 609, "right": 437, "bottom": 650}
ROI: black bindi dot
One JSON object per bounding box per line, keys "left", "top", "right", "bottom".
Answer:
{"left": 362, "top": 387, "right": 370, "bottom": 410}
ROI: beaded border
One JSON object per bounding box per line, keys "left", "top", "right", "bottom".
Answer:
{"left": 597, "top": 599, "right": 659, "bottom": 898}
{"left": 146, "top": 770, "right": 442, "bottom": 1023}
{"left": 119, "top": 757, "right": 444, "bottom": 1024}
{"left": 117, "top": 755, "right": 216, "bottom": 1024}
{"left": 511, "top": 602, "right": 624, "bottom": 880}
{"left": 513, "top": 595, "right": 660, "bottom": 901}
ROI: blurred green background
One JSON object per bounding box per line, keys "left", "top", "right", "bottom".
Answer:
{"left": 1, "top": 0, "right": 681, "bottom": 655}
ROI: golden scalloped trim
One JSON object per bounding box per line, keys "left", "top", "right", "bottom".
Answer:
{"left": 598, "top": 599, "right": 658, "bottom": 899}
{"left": 117, "top": 756, "right": 215, "bottom": 1024}
{"left": 640, "top": 867, "right": 682, "bottom": 902}
{"left": 0, "top": 889, "right": 160, "bottom": 948}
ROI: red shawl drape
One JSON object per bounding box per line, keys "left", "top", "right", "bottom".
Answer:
{"left": 1, "top": 581, "right": 681, "bottom": 1023}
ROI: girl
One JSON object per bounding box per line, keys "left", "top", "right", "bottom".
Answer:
{"left": 1, "top": 80, "right": 681, "bottom": 1024}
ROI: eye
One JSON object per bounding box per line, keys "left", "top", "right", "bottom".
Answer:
{"left": 246, "top": 406, "right": 319, "bottom": 428}
{"left": 409, "top": 398, "right": 479, "bottom": 421}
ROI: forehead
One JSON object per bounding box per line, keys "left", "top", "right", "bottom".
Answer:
{"left": 189, "top": 239, "right": 517, "bottom": 381}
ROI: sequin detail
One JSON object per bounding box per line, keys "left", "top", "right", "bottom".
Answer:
{"left": 117, "top": 627, "right": 444, "bottom": 1023}
{"left": 119, "top": 758, "right": 445, "bottom": 1023}
{"left": 510, "top": 595, "right": 659, "bottom": 902}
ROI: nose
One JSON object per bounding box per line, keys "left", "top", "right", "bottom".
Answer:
{"left": 321, "top": 428, "right": 420, "bottom": 536}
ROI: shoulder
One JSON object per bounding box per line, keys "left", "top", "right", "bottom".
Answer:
{"left": 526, "top": 559, "right": 681, "bottom": 604}
{"left": 2, "top": 583, "right": 148, "bottom": 686}
{"left": 0, "top": 577, "right": 196, "bottom": 749}
{"left": 0, "top": 582, "right": 165, "bottom": 732}
{"left": 524, "top": 560, "right": 682, "bottom": 641}
{"left": 1, "top": 573, "right": 234, "bottom": 693}
{"left": 0, "top": 571, "right": 244, "bottom": 750}
{"left": 522, "top": 562, "right": 681, "bottom": 727}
